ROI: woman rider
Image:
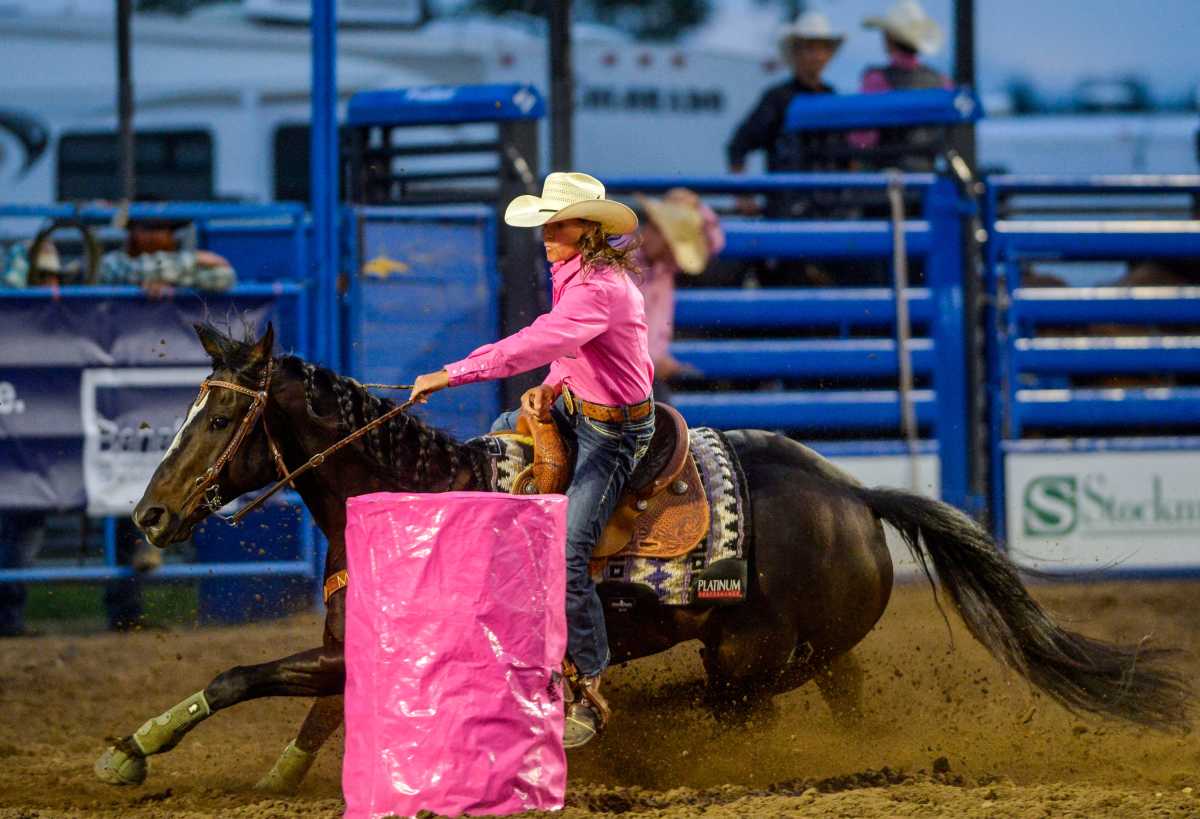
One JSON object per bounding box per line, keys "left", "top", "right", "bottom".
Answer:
{"left": 410, "top": 172, "right": 656, "bottom": 749}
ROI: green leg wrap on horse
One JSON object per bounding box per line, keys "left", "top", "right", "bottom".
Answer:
{"left": 131, "top": 690, "right": 211, "bottom": 756}
{"left": 254, "top": 740, "right": 317, "bottom": 795}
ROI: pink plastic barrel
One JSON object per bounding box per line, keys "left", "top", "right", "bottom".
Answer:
{"left": 342, "top": 492, "right": 568, "bottom": 819}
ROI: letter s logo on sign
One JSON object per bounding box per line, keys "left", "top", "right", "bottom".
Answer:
{"left": 1023, "top": 475, "right": 1077, "bottom": 537}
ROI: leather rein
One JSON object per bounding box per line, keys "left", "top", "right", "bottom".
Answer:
{"left": 182, "top": 359, "right": 416, "bottom": 527}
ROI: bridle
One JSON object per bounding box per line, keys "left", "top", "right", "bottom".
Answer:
{"left": 172, "top": 359, "right": 453, "bottom": 605}
{"left": 179, "top": 356, "right": 290, "bottom": 520}
{"left": 178, "top": 356, "right": 419, "bottom": 527}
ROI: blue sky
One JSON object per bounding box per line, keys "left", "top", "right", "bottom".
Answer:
{"left": 690, "top": 0, "right": 1199, "bottom": 103}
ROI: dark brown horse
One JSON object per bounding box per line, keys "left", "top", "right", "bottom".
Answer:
{"left": 94, "top": 324, "right": 1191, "bottom": 792}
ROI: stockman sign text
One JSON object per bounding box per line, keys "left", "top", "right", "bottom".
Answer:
{"left": 1006, "top": 450, "right": 1200, "bottom": 571}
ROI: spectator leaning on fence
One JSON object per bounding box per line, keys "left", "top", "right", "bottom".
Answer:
{"left": 852, "top": 0, "right": 952, "bottom": 170}
{"left": 632, "top": 189, "right": 724, "bottom": 403}
{"left": 726, "top": 10, "right": 847, "bottom": 217}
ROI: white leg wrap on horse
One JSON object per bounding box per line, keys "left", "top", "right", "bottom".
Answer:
{"left": 131, "top": 690, "right": 211, "bottom": 756}
{"left": 255, "top": 740, "right": 316, "bottom": 795}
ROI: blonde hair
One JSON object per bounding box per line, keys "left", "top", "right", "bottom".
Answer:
{"left": 576, "top": 221, "right": 641, "bottom": 279}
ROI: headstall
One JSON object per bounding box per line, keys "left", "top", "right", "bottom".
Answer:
{"left": 179, "top": 357, "right": 289, "bottom": 519}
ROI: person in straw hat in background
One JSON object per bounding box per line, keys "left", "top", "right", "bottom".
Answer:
{"left": 726, "top": 9, "right": 847, "bottom": 216}
{"left": 410, "top": 171, "right": 655, "bottom": 750}
{"left": 633, "top": 188, "right": 724, "bottom": 403}
{"left": 852, "top": 0, "right": 952, "bottom": 170}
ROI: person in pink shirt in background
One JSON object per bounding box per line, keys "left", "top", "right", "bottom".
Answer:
{"left": 409, "top": 172, "right": 654, "bottom": 751}
{"left": 633, "top": 188, "right": 725, "bottom": 402}
{"left": 851, "top": 0, "right": 952, "bottom": 171}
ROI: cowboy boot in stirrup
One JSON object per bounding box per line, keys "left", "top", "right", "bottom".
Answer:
{"left": 563, "top": 674, "right": 610, "bottom": 749}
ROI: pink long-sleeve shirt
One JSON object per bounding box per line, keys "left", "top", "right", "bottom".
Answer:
{"left": 635, "top": 203, "right": 725, "bottom": 362}
{"left": 849, "top": 52, "right": 954, "bottom": 150}
{"left": 443, "top": 253, "right": 654, "bottom": 406}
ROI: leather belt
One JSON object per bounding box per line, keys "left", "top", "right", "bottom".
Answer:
{"left": 563, "top": 385, "right": 653, "bottom": 423}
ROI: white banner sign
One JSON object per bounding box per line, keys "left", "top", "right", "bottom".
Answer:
{"left": 81, "top": 368, "right": 209, "bottom": 517}
{"left": 828, "top": 454, "right": 941, "bottom": 499}
{"left": 1006, "top": 450, "right": 1200, "bottom": 571}
{"left": 830, "top": 453, "right": 941, "bottom": 577}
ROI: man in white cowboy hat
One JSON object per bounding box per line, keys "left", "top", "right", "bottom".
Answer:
{"left": 410, "top": 171, "right": 654, "bottom": 750}
{"left": 852, "top": 0, "right": 952, "bottom": 170}
{"left": 633, "top": 188, "right": 725, "bottom": 401}
{"left": 727, "top": 9, "right": 847, "bottom": 197}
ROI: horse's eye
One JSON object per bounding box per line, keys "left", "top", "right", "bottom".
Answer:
{"left": 210, "top": 416, "right": 230, "bottom": 431}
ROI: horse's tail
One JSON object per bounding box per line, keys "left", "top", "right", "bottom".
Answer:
{"left": 845, "top": 482, "right": 1191, "bottom": 731}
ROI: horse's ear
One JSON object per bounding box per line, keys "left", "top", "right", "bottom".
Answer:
{"left": 249, "top": 322, "right": 275, "bottom": 365}
{"left": 194, "top": 323, "right": 225, "bottom": 363}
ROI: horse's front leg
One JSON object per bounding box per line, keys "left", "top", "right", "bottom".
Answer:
{"left": 94, "top": 645, "right": 345, "bottom": 786}
{"left": 254, "top": 694, "right": 344, "bottom": 795}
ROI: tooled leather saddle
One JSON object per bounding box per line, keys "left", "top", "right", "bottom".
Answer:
{"left": 498, "top": 403, "right": 709, "bottom": 562}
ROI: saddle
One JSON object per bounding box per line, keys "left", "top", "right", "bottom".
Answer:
{"left": 502, "top": 403, "right": 709, "bottom": 561}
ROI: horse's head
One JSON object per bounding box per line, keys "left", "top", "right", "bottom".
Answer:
{"left": 133, "top": 322, "right": 282, "bottom": 547}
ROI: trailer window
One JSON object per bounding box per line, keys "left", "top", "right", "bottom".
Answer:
{"left": 272, "top": 124, "right": 351, "bottom": 202}
{"left": 273, "top": 124, "right": 311, "bottom": 202}
{"left": 57, "top": 130, "right": 214, "bottom": 201}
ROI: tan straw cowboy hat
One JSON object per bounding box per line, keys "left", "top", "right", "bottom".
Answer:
{"left": 778, "top": 10, "right": 845, "bottom": 51}
{"left": 863, "top": 0, "right": 945, "bottom": 55}
{"left": 505, "top": 172, "right": 638, "bottom": 235}
{"left": 637, "top": 191, "right": 712, "bottom": 275}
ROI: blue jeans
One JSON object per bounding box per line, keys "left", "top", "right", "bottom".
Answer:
{"left": 492, "top": 397, "right": 654, "bottom": 677}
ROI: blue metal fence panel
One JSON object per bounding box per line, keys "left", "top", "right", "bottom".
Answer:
{"left": 1010, "top": 287, "right": 1200, "bottom": 325}
{"left": 988, "top": 175, "right": 1200, "bottom": 195}
{"left": 348, "top": 84, "right": 545, "bottom": 126}
{"left": 673, "top": 390, "right": 937, "bottom": 431}
{"left": 674, "top": 288, "right": 934, "bottom": 329}
{"left": 672, "top": 338, "right": 936, "bottom": 379}
{"left": 994, "top": 220, "right": 1200, "bottom": 259}
{"left": 1014, "top": 337, "right": 1200, "bottom": 374}
{"left": 614, "top": 171, "right": 970, "bottom": 511}
{"left": 985, "top": 174, "right": 1200, "bottom": 556}
{"left": 0, "top": 203, "right": 320, "bottom": 593}
{"left": 605, "top": 173, "right": 937, "bottom": 193}
{"left": 720, "top": 219, "right": 932, "bottom": 259}
{"left": 922, "top": 176, "right": 972, "bottom": 512}
{"left": 201, "top": 222, "right": 309, "bottom": 283}
{"left": 784, "top": 88, "right": 984, "bottom": 131}
{"left": 1015, "top": 388, "right": 1200, "bottom": 429}
{"left": 347, "top": 206, "right": 501, "bottom": 439}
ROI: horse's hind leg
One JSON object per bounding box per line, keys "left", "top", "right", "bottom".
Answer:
{"left": 700, "top": 616, "right": 797, "bottom": 727}
{"left": 813, "top": 650, "right": 865, "bottom": 728}
{"left": 95, "top": 645, "right": 344, "bottom": 786}
{"left": 255, "top": 695, "right": 344, "bottom": 794}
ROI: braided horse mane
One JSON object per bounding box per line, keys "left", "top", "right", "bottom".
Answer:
{"left": 198, "top": 323, "right": 489, "bottom": 491}
{"left": 276, "top": 356, "right": 489, "bottom": 492}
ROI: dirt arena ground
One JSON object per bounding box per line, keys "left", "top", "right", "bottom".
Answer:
{"left": 1, "top": 581, "right": 1197, "bottom": 818}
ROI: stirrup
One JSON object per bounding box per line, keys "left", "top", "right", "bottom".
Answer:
{"left": 562, "top": 660, "right": 610, "bottom": 748}
{"left": 563, "top": 702, "right": 600, "bottom": 749}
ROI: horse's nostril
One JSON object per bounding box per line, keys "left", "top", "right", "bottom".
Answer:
{"left": 136, "top": 506, "right": 166, "bottom": 531}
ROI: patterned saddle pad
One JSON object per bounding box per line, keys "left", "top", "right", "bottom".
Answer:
{"left": 469, "top": 426, "right": 750, "bottom": 606}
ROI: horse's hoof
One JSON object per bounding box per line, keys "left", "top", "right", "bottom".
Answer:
{"left": 254, "top": 770, "right": 299, "bottom": 796}
{"left": 254, "top": 740, "right": 314, "bottom": 796}
{"left": 95, "top": 744, "right": 147, "bottom": 786}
